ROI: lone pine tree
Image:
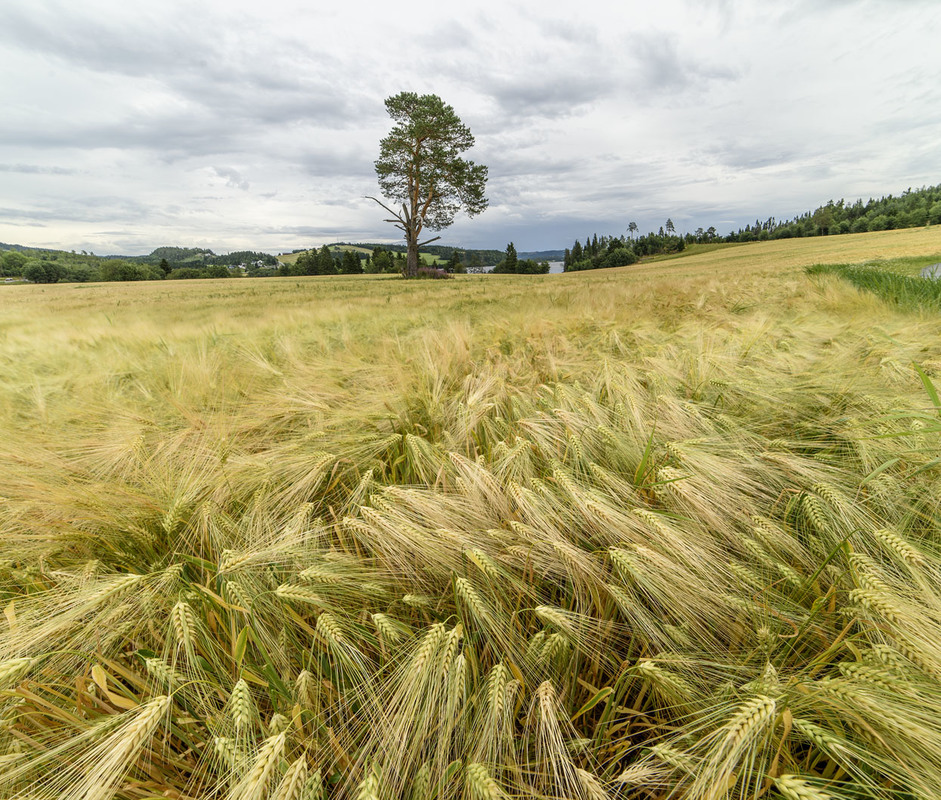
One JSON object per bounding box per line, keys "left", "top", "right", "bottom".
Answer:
{"left": 370, "top": 92, "right": 488, "bottom": 277}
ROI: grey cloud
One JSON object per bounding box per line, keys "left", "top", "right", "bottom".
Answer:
{"left": 417, "top": 19, "right": 477, "bottom": 49}
{"left": 0, "top": 4, "right": 370, "bottom": 134}
{"left": 0, "top": 164, "right": 79, "bottom": 175}
{"left": 213, "top": 166, "right": 250, "bottom": 190}
{"left": 697, "top": 140, "right": 804, "bottom": 171}
{"left": 0, "top": 195, "right": 163, "bottom": 224}
{"left": 261, "top": 224, "right": 357, "bottom": 238}
{"left": 531, "top": 17, "right": 600, "bottom": 46}
{"left": 0, "top": 4, "right": 204, "bottom": 80}
{"left": 577, "top": 183, "right": 667, "bottom": 206}
{"left": 297, "top": 147, "right": 375, "bottom": 179}
{"left": 872, "top": 107, "right": 941, "bottom": 136}
{"left": 487, "top": 72, "right": 616, "bottom": 120}
{"left": 170, "top": 66, "right": 371, "bottom": 129}
{"left": 1, "top": 117, "right": 240, "bottom": 158}
{"left": 321, "top": 197, "right": 367, "bottom": 209}
{"left": 629, "top": 33, "right": 739, "bottom": 98}
{"left": 2, "top": 101, "right": 365, "bottom": 164}
{"left": 483, "top": 152, "right": 588, "bottom": 179}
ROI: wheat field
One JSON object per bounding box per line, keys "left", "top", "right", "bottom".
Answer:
{"left": 2, "top": 227, "right": 941, "bottom": 799}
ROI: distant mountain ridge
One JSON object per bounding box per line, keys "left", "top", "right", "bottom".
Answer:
{"left": 518, "top": 250, "right": 564, "bottom": 261}
{"left": 0, "top": 242, "right": 55, "bottom": 253}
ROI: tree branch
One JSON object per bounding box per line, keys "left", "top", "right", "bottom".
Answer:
{"left": 417, "top": 236, "right": 441, "bottom": 248}
{"left": 366, "top": 196, "right": 405, "bottom": 224}
{"left": 419, "top": 186, "right": 436, "bottom": 222}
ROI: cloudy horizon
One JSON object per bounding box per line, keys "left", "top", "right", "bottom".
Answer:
{"left": 1, "top": 0, "right": 939, "bottom": 256}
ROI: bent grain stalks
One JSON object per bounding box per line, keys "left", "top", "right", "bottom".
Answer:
{"left": 2, "top": 242, "right": 941, "bottom": 798}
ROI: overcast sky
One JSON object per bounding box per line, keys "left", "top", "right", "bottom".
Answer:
{"left": 1, "top": 0, "right": 939, "bottom": 255}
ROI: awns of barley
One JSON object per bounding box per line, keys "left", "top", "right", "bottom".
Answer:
{"left": 229, "top": 731, "right": 286, "bottom": 800}
{"left": 13, "top": 695, "right": 172, "bottom": 800}
{"left": 371, "top": 612, "right": 409, "bottom": 643}
{"left": 0, "top": 657, "right": 33, "bottom": 688}
{"left": 687, "top": 695, "right": 778, "bottom": 799}
{"left": 317, "top": 611, "right": 350, "bottom": 650}
{"left": 8, "top": 245, "right": 941, "bottom": 800}
{"left": 276, "top": 583, "right": 327, "bottom": 607}
{"left": 530, "top": 680, "right": 583, "bottom": 797}
{"left": 775, "top": 774, "right": 833, "bottom": 800}
{"left": 534, "top": 605, "right": 575, "bottom": 639}
{"left": 466, "top": 762, "right": 507, "bottom": 800}
{"left": 144, "top": 656, "right": 184, "bottom": 689}
{"left": 848, "top": 588, "right": 902, "bottom": 624}
{"left": 355, "top": 767, "right": 381, "bottom": 800}
{"left": 271, "top": 755, "right": 308, "bottom": 800}
{"left": 82, "top": 695, "right": 172, "bottom": 794}
{"left": 302, "top": 770, "right": 324, "bottom": 800}
{"left": 464, "top": 547, "right": 502, "bottom": 584}
{"left": 229, "top": 678, "right": 255, "bottom": 733}
{"left": 872, "top": 527, "right": 925, "bottom": 566}
{"left": 635, "top": 659, "right": 695, "bottom": 705}
{"left": 170, "top": 599, "right": 199, "bottom": 654}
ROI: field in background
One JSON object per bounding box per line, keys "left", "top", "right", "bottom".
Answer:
{"left": 2, "top": 227, "right": 941, "bottom": 799}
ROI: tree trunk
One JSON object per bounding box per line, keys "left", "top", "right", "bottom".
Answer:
{"left": 405, "top": 229, "right": 419, "bottom": 277}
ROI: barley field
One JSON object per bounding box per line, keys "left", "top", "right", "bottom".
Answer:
{"left": 2, "top": 227, "right": 941, "bottom": 800}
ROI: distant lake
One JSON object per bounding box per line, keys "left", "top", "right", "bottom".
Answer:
{"left": 922, "top": 263, "right": 941, "bottom": 279}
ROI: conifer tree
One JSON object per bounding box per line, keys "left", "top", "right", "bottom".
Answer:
{"left": 371, "top": 93, "right": 488, "bottom": 277}
{"left": 317, "top": 245, "right": 335, "bottom": 275}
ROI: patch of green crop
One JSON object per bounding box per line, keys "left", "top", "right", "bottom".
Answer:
{"left": 807, "top": 254, "right": 941, "bottom": 310}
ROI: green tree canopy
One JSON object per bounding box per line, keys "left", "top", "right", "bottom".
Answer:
{"left": 341, "top": 250, "right": 362, "bottom": 274}
{"left": 371, "top": 92, "right": 488, "bottom": 278}
{"left": 318, "top": 245, "right": 336, "bottom": 275}
{"left": 1, "top": 250, "right": 27, "bottom": 275}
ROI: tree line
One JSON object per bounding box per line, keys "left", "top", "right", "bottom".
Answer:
{"left": 0, "top": 242, "right": 505, "bottom": 283}
{"left": 6, "top": 183, "right": 940, "bottom": 283}
{"left": 0, "top": 246, "right": 279, "bottom": 284}
{"left": 491, "top": 242, "right": 550, "bottom": 274}
{"left": 279, "top": 246, "right": 478, "bottom": 277}
{"left": 564, "top": 184, "right": 941, "bottom": 273}
{"left": 723, "top": 184, "right": 941, "bottom": 241}
{"left": 563, "top": 227, "right": 690, "bottom": 271}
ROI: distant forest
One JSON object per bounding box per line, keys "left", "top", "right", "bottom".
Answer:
{"left": 0, "top": 246, "right": 278, "bottom": 284}
{"left": 3, "top": 183, "right": 939, "bottom": 283}
{"left": 564, "top": 183, "right": 941, "bottom": 272}
{"left": 0, "top": 242, "right": 507, "bottom": 283}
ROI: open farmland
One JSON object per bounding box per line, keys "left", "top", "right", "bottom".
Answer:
{"left": 2, "top": 227, "right": 941, "bottom": 799}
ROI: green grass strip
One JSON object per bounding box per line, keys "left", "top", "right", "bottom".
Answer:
{"left": 807, "top": 260, "right": 941, "bottom": 310}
